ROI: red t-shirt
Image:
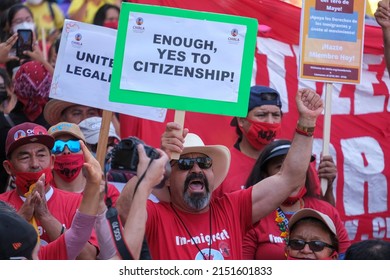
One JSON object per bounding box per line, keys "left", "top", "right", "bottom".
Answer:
{"left": 213, "top": 147, "right": 255, "bottom": 198}
{"left": 105, "top": 183, "right": 120, "bottom": 207}
{"left": 0, "top": 187, "right": 99, "bottom": 253}
{"left": 52, "top": 180, "right": 120, "bottom": 207}
{"left": 38, "top": 234, "right": 68, "bottom": 260}
{"left": 146, "top": 188, "right": 253, "bottom": 260}
{"left": 242, "top": 197, "right": 351, "bottom": 259}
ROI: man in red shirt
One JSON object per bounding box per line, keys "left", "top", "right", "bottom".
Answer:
{"left": 0, "top": 122, "right": 98, "bottom": 259}
{"left": 214, "top": 85, "right": 283, "bottom": 198}
{"left": 0, "top": 139, "right": 105, "bottom": 260}
{"left": 117, "top": 88, "right": 324, "bottom": 260}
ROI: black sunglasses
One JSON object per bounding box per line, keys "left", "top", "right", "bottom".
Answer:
{"left": 288, "top": 239, "right": 335, "bottom": 252}
{"left": 171, "top": 157, "right": 212, "bottom": 170}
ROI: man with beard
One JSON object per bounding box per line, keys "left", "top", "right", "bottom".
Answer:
{"left": 117, "top": 88, "right": 323, "bottom": 260}
{"left": 0, "top": 122, "right": 98, "bottom": 259}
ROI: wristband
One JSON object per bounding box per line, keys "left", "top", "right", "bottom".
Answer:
{"left": 60, "top": 225, "right": 65, "bottom": 235}
{"left": 296, "top": 121, "right": 315, "bottom": 137}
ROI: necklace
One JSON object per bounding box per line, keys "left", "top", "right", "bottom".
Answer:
{"left": 275, "top": 198, "right": 304, "bottom": 242}
{"left": 170, "top": 203, "right": 212, "bottom": 260}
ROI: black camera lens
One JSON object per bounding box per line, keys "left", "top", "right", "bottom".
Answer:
{"left": 110, "top": 137, "right": 160, "bottom": 174}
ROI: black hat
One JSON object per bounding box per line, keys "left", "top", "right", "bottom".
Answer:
{"left": 0, "top": 209, "right": 38, "bottom": 259}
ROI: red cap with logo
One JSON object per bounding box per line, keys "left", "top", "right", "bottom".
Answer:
{"left": 6, "top": 122, "right": 54, "bottom": 158}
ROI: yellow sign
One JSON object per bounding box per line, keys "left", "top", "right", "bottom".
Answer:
{"left": 299, "top": 0, "right": 366, "bottom": 84}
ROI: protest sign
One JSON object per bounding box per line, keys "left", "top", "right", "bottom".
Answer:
{"left": 299, "top": 0, "right": 366, "bottom": 193}
{"left": 109, "top": 3, "right": 258, "bottom": 117}
{"left": 50, "top": 19, "right": 167, "bottom": 122}
{"left": 299, "top": 0, "right": 366, "bottom": 84}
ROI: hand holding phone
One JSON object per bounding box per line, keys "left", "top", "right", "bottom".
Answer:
{"left": 16, "top": 29, "right": 33, "bottom": 59}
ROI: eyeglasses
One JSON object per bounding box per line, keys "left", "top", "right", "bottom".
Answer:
{"left": 52, "top": 140, "right": 81, "bottom": 154}
{"left": 171, "top": 157, "right": 212, "bottom": 170}
{"left": 288, "top": 239, "right": 335, "bottom": 252}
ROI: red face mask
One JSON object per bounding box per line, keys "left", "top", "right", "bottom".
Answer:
{"left": 53, "top": 154, "right": 84, "bottom": 183}
{"left": 13, "top": 167, "right": 53, "bottom": 195}
{"left": 282, "top": 186, "right": 307, "bottom": 206}
{"left": 103, "top": 20, "right": 118, "bottom": 29}
{"left": 240, "top": 119, "right": 281, "bottom": 150}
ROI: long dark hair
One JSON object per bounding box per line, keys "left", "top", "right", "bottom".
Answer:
{"left": 6, "top": 4, "right": 33, "bottom": 32}
{"left": 93, "top": 4, "right": 120, "bottom": 26}
{"left": 0, "top": 67, "right": 12, "bottom": 89}
{"left": 245, "top": 139, "right": 291, "bottom": 187}
{"left": 244, "top": 139, "right": 319, "bottom": 198}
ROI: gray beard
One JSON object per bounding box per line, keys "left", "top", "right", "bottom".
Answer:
{"left": 183, "top": 191, "right": 210, "bottom": 211}
{"left": 182, "top": 172, "right": 210, "bottom": 211}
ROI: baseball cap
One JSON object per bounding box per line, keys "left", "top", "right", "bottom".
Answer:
{"left": 6, "top": 122, "right": 54, "bottom": 158}
{"left": 78, "top": 117, "right": 120, "bottom": 145}
{"left": 0, "top": 208, "right": 38, "bottom": 260}
{"left": 230, "top": 85, "right": 282, "bottom": 126}
{"left": 289, "top": 208, "right": 337, "bottom": 236}
{"left": 48, "top": 122, "right": 86, "bottom": 142}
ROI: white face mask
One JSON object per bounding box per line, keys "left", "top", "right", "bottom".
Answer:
{"left": 12, "top": 21, "right": 35, "bottom": 34}
{"left": 26, "top": 0, "right": 43, "bottom": 5}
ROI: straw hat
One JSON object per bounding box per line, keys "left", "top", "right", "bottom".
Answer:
{"left": 43, "top": 99, "right": 78, "bottom": 126}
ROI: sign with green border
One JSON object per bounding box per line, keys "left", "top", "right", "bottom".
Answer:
{"left": 109, "top": 3, "right": 257, "bottom": 117}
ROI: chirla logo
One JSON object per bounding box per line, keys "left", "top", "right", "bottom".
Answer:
{"left": 71, "top": 33, "right": 83, "bottom": 48}
{"left": 136, "top": 17, "right": 144, "bottom": 25}
{"left": 228, "top": 28, "right": 240, "bottom": 44}
{"left": 133, "top": 17, "right": 145, "bottom": 33}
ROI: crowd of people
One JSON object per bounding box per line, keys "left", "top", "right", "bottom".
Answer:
{"left": 0, "top": 0, "right": 389, "bottom": 260}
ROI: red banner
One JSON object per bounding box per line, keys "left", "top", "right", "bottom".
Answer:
{"left": 121, "top": 0, "right": 390, "bottom": 243}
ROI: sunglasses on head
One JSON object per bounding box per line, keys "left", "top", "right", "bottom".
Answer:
{"left": 52, "top": 140, "right": 81, "bottom": 154}
{"left": 171, "top": 157, "right": 212, "bottom": 170}
{"left": 288, "top": 239, "right": 335, "bottom": 252}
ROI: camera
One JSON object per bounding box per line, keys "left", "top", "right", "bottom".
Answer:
{"left": 110, "top": 136, "right": 160, "bottom": 174}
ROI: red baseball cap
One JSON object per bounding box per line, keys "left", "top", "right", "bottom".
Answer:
{"left": 6, "top": 122, "right": 54, "bottom": 158}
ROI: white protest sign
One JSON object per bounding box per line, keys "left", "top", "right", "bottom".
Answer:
{"left": 50, "top": 20, "right": 167, "bottom": 122}
{"left": 119, "top": 12, "right": 245, "bottom": 102}
{"left": 110, "top": 4, "right": 257, "bottom": 117}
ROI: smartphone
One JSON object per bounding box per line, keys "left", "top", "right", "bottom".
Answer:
{"left": 16, "top": 29, "right": 33, "bottom": 59}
